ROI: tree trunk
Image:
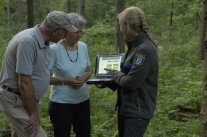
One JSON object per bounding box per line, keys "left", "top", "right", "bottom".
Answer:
{"left": 27, "top": 0, "right": 33, "bottom": 28}
{"left": 169, "top": 0, "right": 173, "bottom": 37}
{"left": 66, "top": 0, "right": 71, "bottom": 13}
{"left": 116, "top": 0, "right": 125, "bottom": 53}
{"left": 200, "top": 1, "right": 207, "bottom": 137}
{"left": 200, "top": 57, "right": 207, "bottom": 137}
{"left": 79, "top": 0, "right": 85, "bottom": 17}
{"left": 18, "top": 0, "right": 24, "bottom": 30}
{"left": 7, "top": 0, "right": 10, "bottom": 25}
{"left": 199, "top": 0, "right": 207, "bottom": 60}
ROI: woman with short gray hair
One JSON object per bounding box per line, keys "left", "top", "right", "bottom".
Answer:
{"left": 48, "top": 13, "right": 92, "bottom": 137}
{"left": 68, "top": 13, "right": 86, "bottom": 27}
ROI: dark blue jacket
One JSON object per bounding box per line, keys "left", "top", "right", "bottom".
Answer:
{"left": 111, "top": 32, "right": 158, "bottom": 119}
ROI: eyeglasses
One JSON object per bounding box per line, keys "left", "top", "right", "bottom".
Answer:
{"left": 75, "top": 29, "right": 84, "bottom": 34}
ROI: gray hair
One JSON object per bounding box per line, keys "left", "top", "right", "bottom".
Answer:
{"left": 42, "top": 11, "right": 77, "bottom": 32}
{"left": 67, "top": 13, "right": 86, "bottom": 27}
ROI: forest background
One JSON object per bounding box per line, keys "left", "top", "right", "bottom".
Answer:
{"left": 0, "top": 0, "right": 204, "bottom": 137}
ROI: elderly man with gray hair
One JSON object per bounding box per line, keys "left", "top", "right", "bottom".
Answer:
{"left": 0, "top": 11, "right": 77, "bottom": 137}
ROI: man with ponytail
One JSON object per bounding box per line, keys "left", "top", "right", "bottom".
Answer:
{"left": 105, "top": 7, "right": 158, "bottom": 137}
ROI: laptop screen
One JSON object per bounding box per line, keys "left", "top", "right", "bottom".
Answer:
{"left": 95, "top": 54, "right": 122, "bottom": 77}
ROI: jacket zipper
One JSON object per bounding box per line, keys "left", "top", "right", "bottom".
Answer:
{"left": 138, "top": 103, "right": 141, "bottom": 112}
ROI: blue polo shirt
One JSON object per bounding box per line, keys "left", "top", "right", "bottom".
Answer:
{"left": 48, "top": 41, "right": 91, "bottom": 104}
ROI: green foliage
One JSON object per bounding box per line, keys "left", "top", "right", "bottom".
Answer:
{"left": 85, "top": 0, "right": 115, "bottom": 26}
{"left": 82, "top": 22, "right": 116, "bottom": 46}
{"left": 82, "top": 22, "right": 117, "bottom": 69}
{"left": 0, "top": 0, "right": 205, "bottom": 137}
{"left": 90, "top": 86, "right": 118, "bottom": 137}
{"left": 145, "top": 34, "right": 202, "bottom": 137}
{"left": 39, "top": 90, "right": 53, "bottom": 137}
{"left": 0, "top": 0, "right": 8, "bottom": 25}
{"left": 0, "top": 25, "right": 20, "bottom": 67}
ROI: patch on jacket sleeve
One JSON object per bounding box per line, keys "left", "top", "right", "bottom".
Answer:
{"left": 135, "top": 53, "right": 145, "bottom": 66}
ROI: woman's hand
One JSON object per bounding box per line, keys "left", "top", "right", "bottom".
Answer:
{"left": 66, "top": 77, "right": 83, "bottom": 89}
{"left": 104, "top": 68, "right": 113, "bottom": 73}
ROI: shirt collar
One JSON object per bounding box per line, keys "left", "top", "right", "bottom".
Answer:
{"left": 33, "top": 25, "right": 46, "bottom": 49}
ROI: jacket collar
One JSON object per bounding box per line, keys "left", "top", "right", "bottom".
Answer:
{"left": 125, "top": 32, "right": 147, "bottom": 49}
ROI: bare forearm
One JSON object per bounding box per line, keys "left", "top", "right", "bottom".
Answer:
{"left": 83, "top": 72, "right": 92, "bottom": 81}
{"left": 50, "top": 77, "right": 63, "bottom": 85}
{"left": 50, "top": 77, "right": 73, "bottom": 85}
{"left": 18, "top": 74, "right": 38, "bottom": 116}
{"left": 82, "top": 67, "right": 93, "bottom": 81}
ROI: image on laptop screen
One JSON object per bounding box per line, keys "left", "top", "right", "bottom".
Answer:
{"left": 87, "top": 54, "right": 122, "bottom": 84}
{"left": 97, "top": 55, "right": 122, "bottom": 75}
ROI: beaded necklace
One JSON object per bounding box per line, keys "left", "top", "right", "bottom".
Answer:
{"left": 64, "top": 44, "right": 79, "bottom": 62}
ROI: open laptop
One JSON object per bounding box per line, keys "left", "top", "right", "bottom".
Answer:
{"left": 87, "top": 54, "right": 122, "bottom": 84}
